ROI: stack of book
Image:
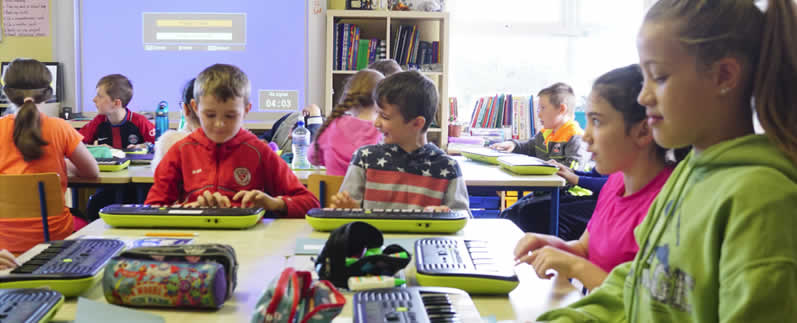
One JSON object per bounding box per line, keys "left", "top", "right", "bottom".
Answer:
{"left": 334, "top": 23, "right": 386, "bottom": 70}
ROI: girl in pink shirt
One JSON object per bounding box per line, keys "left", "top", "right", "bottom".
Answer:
{"left": 309, "top": 69, "right": 384, "bottom": 176}
{"left": 514, "top": 64, "right": 688, "bottom": 290}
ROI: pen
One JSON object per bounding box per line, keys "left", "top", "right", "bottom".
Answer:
{"left": 144, "top": 232, "right": 199, "bottom": 237}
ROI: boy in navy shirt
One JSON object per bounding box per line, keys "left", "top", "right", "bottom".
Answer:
{"left": 80, "top": 74, "right": 154, "bottom": 150}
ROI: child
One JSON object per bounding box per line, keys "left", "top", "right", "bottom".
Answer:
{"left": 0, "top": 249, "right": 18, "bottom": 269}
{"left": 330, "top": 70, "right": 469, "bottom": 211}
{"left": 368, "top": 59, "right": 402, "bottom": 76}
{"left": 79, "top": 74, "right": 155, "bottom": 150}
{"left": 491, "top": 82, "right": 588, "bottom": 169}
{"left": 82, "top": 74, "right": 155, "bottom": 219}
{"left": 309, "top": 69, "right": 384, "bottom": 176}
{"left": 494, "top": 83, "right": 593, "bottom": 237}
{"left": 151, "top": 78, "right": 201, "bottom": 170}
{"left": 0, "top": 58, "right": 99, "bottom": 253}
{"left": 514, "top": 64, "right": 680, "bottom": 290}
{"left": 538, "top": 1, "right": 797, "bottom": 321}
{"left": 145, "top": 64, "right": 319, "bottom": 217}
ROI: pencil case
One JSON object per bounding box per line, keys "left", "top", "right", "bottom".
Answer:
{"left": 102, "top": 244, "right": 237, "bottom": 309}
{"left": 251, "top": 267, "right": 345, "bottom": 323}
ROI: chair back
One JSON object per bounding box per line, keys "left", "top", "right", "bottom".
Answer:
{"left": 307, "top": 174, "right": 344, "bottom": 207}
{"left": 0, "top": 173, "right": 63, "bottom": 219}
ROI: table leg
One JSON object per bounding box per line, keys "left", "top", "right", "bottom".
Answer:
{"left": 549, "top": 188, "right": 560, "bottom": 236}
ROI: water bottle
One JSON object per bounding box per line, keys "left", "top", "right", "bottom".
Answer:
{"left": 291, "top": 120, "right": 312, "bottom": 169}
{"left": 155, "top": 101, "right": 169, "bottom": 139}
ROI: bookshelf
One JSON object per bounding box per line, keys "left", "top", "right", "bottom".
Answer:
{"left": 325, "top": 9, "right": 450, "bottom": 148}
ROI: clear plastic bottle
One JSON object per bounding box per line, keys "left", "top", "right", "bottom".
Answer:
{"left": 291, "top": 120, "right": 312, "bottom": 169}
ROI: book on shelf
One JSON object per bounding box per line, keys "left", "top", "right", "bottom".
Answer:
{"left": 334, "top": 23, "right": 384, "bottom": 71}
{"left": 391, "top": 24, "right": 440, "bottom": 69}
{"left": 469, "top": 94, "right": 539, "bottom": 141}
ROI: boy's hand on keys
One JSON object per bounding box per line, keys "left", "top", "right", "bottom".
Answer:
{"left": 127, "top": 143, "right": 148, "bottom": 150}
{"left": 0, "top": 249, "right": 20, "bottom": 270}
{"left": 232, "top": 190, "right": 286, "bottom": 212}
{"left": 490, "top": 141, "right": 516, "bottom": 152}
{"left": 195, "top": 190, "right": 232, "bottom": 208}
{"left": 423, "top": 205, "right": 451, "bottom": 212}
{"left": 546, "top": 159, "right": 578, "bottom": 185}
{"left": 329, "top": 191, "right": 358, "bottom": 209}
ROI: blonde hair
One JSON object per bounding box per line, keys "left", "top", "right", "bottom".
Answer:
{"left": 646, "top": 0, "right": 797, "bottom": 163}
{"left": 313, "top": 69, "right": 384, "bottom": 163}
{"left": 194, "top": 64, "right": 251, "bottom": 107}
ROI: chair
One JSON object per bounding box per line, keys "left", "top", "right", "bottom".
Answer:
{"left": 0, "top": 173, "right": 63, "bottom": 242}
{"left": 307, "top": 174, "right": 344, "bottom": 208}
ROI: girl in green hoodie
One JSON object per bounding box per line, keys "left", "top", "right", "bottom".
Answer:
{"left": 538, "top": 0, "right": 797, "bottom": 322}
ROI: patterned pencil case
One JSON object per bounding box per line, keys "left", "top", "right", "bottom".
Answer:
{"left": 102, "top": 244, "right": 237, "bottom": 309}
{"left": 251, "top": 267, "right": 345, "bottom": 323}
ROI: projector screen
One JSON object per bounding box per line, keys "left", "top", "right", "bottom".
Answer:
{"left": 80, "top": 0, "right": 306, "bottom": 113}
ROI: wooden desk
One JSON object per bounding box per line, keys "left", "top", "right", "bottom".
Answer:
{"left": 456, "top": 156, "right": 565, "bottom": 188}
{"left": 37, "top": 218, "right": 580, "bottom": 322}
{"left": 455, "top": 156, "right": 566, "bottom": 235}
{"left": 67, "top": 169, "right": 131, "bottom": 185}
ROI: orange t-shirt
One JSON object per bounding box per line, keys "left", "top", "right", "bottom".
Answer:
{"left": 0, "top": 112, "right": 82, "bottom": 253}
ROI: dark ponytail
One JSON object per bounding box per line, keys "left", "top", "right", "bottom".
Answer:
{"left": 592, "top": 64, "right": 689, "bottom": 164}
{"left": 1, "top": 58, "right": 53, "bottom": 161}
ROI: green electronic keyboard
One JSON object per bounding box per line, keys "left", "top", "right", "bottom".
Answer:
{"left": 0, "top": 239, "right": 125, "bottom": 297}
{"left": 497, "top": 155, "right": 558, "bottom": 175}
{"left": 0, "top": 289, "right": 64, "bottom": 323}
{"left": 460, "top": 147, "right": 519, "bottom": 165}
{"left": 414, "top": 238, "right": 519, "bottom": 294}
{"left": 99, "top": 204, "right": 266, "bottom": 229}
{"left": 123, "top": 147, "right": 148, "bottom": 155}
{"left": 305, "top": 208, "right": 469, "bottom": 233}
{"left": 353, "top": 287, "right": 481, "bottom": 323}
{"left": 96, "top": 157, "right": 130, "bottom": 172}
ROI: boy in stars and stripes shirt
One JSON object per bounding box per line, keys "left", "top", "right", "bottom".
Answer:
{"left": 331, "top": 71, "right": 469, "bottom": 211}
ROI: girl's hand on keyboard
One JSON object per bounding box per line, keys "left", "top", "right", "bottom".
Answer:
{"left": 233, "top": 190, "right": 286, "bottom": 212}
{"left": 518, "top": 246, "right": 581, "bottom": 280}
{"left": 0, "top": 249, "right": 20, "bottom": 269}
{"left": 329, "top": 191, "right": 359, "bottom": 209}
{"left": 196, "top": 190, "right": 232, "bottom": 207}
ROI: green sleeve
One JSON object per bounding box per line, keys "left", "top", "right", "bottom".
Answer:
{"left": 536, "top": 261, "right": 630, "bottom": 323}
{"left": 717, "top": 176, "right": 797, "bottom": 322}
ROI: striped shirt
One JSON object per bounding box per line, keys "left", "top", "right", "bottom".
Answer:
{"left": 340, "top": 143, "right": 470, "bottom": 211}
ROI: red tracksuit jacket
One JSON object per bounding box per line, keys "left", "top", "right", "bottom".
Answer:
{"left": 145, "top": 128, "right": 319, "bottom": 218}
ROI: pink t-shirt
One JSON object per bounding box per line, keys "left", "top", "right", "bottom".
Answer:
{"left": 308, "top": 115, "right": 382, "bottom": 176}
{"left": 586, "top": 166, "right": 674, "bottom": 273}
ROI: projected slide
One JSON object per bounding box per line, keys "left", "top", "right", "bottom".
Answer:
{"left": 143, "top": 13, "right": 246, "bottom": 51}
{"left": 80, "top": 0, "right": 306, "bottom": 113}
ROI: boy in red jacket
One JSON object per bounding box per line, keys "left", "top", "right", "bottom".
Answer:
{"left": 145, "top": 64, "right": 319, "bottom": 217}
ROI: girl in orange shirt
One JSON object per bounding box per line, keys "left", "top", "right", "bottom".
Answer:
{"left": 0, "top": 58, "right": 99, "bottom": 254}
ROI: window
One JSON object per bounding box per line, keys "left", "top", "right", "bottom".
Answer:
{"left": 449, "top": 0, "right": 650, "bottom": 124}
